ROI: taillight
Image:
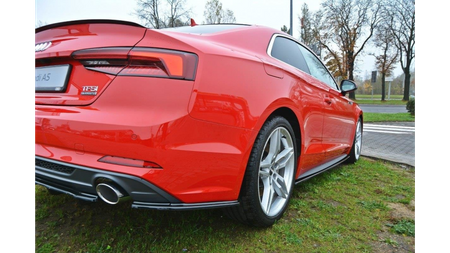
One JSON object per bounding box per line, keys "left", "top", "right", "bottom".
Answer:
{"left": 72, "top": 47, "right": 198, "bottom": 80}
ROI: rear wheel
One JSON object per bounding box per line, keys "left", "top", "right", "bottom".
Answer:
{"left": 225, "top": 116, "right": 297, "bottom": 227}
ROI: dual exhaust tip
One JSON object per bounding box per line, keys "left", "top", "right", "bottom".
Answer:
{"left": 96, "top": 182, "right": 130, "bottom": 205}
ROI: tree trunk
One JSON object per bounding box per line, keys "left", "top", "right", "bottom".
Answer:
{"left": 381, "top": 73, "right": 386, "bottom": 101}
{"left": 403, "top": 70, "right": 411, "bottom": 101}
{"left": 348, "top": 58, "right": 356, "bottom": 100}
{"left": 401, "top": 34, "right": 413, "bottom": 101}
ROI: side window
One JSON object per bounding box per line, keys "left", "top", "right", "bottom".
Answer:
{"left": 297, "top": 45, "right": 338, "bottom": 90}
{"left": 270, "top": 36, "right": 310, "bottom": 74}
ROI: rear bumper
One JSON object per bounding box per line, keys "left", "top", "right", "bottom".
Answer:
{"left": 35, "top": 156, "right": 239, "bottom": 210}
{"left": 36, "top": 73, "right": 254, "bottom": 203}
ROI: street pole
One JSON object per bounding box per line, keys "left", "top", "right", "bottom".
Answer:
{"left": 290, "top": 0, "right": 293, "bottom": 36}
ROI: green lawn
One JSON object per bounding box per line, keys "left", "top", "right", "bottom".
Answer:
{"left": 354, "top": 96, "right": 408, "bottom": 105}
{"left": 364, "top": 113, "right": 415, "bottom": 122}
{"left": 351, "top": 97, "right": 414, "bottom": 122}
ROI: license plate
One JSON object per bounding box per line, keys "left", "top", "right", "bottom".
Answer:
{"left": 35, "top": 65, "right": 71, "bottom": 92}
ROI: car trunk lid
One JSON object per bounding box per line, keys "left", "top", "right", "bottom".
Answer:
{"left": 35, "top": 20, "right": 147, "bottom": 106}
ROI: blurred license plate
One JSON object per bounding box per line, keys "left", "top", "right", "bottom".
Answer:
{"left": 35, "top": 65, "right": 71, "bottom": 92}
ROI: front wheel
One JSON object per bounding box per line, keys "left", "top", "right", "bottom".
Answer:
{"left": 347, "top": 118, "right": 362, "bottom": 163}
{"left": 225, "top": 116, "right": 297, "bottom": 227}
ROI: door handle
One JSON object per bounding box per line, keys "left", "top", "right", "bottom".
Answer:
{"left": 324, "top": 97, "right": 332, "bottom": 104}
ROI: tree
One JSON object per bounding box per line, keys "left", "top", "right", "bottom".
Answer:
{"left": 135, "top": 0, "right": 191, "bottom": 28}
{"left": 166, "top": 0, "right": 191, "bottom": 28}
{"left": 387, "top": 0, "right": 415, "bottom": 101}
{"left": 299, "top": 3, "right": 315, "bottom": 47}
{"left": 314, "top": 0, "right": 382, "bottom": 99}
{"left": 373, "top": 13, "right": 398, "bottom": 101}
{"left": 136, "top": 0, "right": 164, "bottom": 29}
{"left": 222, "top": 9, "right": 236, "bottom": 23}
{"left": 324, "top": 51, "right": 347, "bottom": 80}
{"left": 204, "top": 0, "right": 223, "bottom": 24}
{"left": 36, "top": 20, "right": 47, "bottom": 28}
{"left": 363, "top": 81, "right": 373, "bottom": 94}
{"left": 204, "top": 0, "right": 236, "bottom": 24}
{"left": 281, "top": 25, "right": 291, "bottom": 34}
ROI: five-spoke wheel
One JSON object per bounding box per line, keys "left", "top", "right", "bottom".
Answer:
{"left": 258, "top": 127, "right": 295, "bottom": 217}
{"left": 225, "top": 116, "right": 297, "bottom": 227}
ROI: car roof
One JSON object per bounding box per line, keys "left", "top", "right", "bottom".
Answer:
{"left": 161, "top": 24, "right": 252, "bottom": 35}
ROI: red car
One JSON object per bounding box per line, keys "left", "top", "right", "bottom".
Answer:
{"left": 35, "top": 20, "right": 363, "bottom": 227}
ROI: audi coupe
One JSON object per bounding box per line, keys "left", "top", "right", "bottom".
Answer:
{"left": 35, "top": 20, "right": 363, "bottom": 227}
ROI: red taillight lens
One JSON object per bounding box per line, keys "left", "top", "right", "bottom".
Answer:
{"left": 72, "top": 47, "right": 198, "bottom": 80}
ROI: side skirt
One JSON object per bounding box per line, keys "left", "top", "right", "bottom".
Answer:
{"left": 295, "top": 154, "right": 348, "bottom": 184}
{"left": 132, "top": 200, "right": 240, "bottom": 210}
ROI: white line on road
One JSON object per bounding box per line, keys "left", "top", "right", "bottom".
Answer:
{"left": 364, "top": 124, "right": 415, "bottom": 134}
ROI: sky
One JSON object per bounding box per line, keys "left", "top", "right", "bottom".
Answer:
{"left": 34, "top": 0, "right": 403, "bottom": 78}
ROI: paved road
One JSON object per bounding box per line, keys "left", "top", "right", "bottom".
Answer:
{"left": 358, "top": 104, "right": 414, "bottom": 166}
{"left": 361, "top": 122, "right": 415, "bottom": 167}
{"left": 359, "top": 104, "right": 407, "bottom": 113}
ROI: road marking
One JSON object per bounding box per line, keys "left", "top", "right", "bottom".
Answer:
{"left": 364, "top": 124, "right": 415, "bottom": 135}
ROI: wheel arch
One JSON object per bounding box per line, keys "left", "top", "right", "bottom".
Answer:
{"left": 266, "top": 107, "right": 302, "bottom": 159}
{"left": 227, "top": 108, "right": 302, "bottom": 226}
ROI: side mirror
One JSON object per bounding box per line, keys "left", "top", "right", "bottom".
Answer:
{"left": 340, "top": 80, "right": 357, "bottom": 96}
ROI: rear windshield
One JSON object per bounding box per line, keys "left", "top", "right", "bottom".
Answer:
{"left": 162, "top": 24, "right": 249, "bottom": 34}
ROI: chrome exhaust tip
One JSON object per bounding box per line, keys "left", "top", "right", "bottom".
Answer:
{"left": 96, "top": 182, "right": 129, "bottom": 205}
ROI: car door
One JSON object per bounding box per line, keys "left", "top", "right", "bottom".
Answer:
{"left": 322, "top": 88, "right": 357, "bottom": 160}
{"left": 297, "top": 45, "right": 356, "bottom": 161}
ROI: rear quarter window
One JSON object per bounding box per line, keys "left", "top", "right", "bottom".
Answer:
{"left": 270, "top": 36, "right": 310, "bottom": 74}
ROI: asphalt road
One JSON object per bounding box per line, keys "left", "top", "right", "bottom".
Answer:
{"left": 359, "top": 104, "right": 407, "bottom": 113}
{"left": 358, "top": 104, "right": 415, "bottom": 167}
{"left": 361, "top": 122, "right": 415, "bottom": 167}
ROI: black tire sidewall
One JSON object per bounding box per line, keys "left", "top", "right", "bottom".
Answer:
{"left": 242, "top": 116, "right": 298, "bottom": 226}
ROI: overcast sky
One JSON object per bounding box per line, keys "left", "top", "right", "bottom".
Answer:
{"left": 35, "top": 0, "right": 403, "bottom": 78}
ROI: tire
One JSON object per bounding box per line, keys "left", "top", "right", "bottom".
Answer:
{"left": 225, "top": 116, "right": 297, "bottom": 227}
{"left": 346, "top": 118, "right": 362, "bottom": 163}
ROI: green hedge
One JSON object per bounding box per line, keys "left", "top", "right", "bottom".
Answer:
{"left": 406, "top": 96, "right": 415, "bottom": 115}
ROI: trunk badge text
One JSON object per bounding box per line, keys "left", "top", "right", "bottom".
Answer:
{"left": 81, "top": 86, "right": 98, "bottom": 96}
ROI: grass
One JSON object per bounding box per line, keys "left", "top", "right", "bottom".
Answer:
{"left": 356, "top": 94, "right": 404, "bottom": 100}
{"left": 36, "top": 158, "right": 415, "bottom": 252}
{"left": 355, "top": 94, "right": 406, "bottom": 105}
{"left": 351, "top": 96, "right": 415, "bottom": 122}
{"left": 356, "top": 100, "right": 407, "bottom": 105}
{"left": 363, "top": 112, "right": 415, "bottom": 122}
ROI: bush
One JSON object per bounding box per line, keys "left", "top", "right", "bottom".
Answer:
{"left": 406, "top": 96, "right": 415, "bottom": 115}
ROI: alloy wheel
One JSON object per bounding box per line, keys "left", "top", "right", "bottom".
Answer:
{"left": 258, "top": 127, "right": 295, "bottom": 217}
